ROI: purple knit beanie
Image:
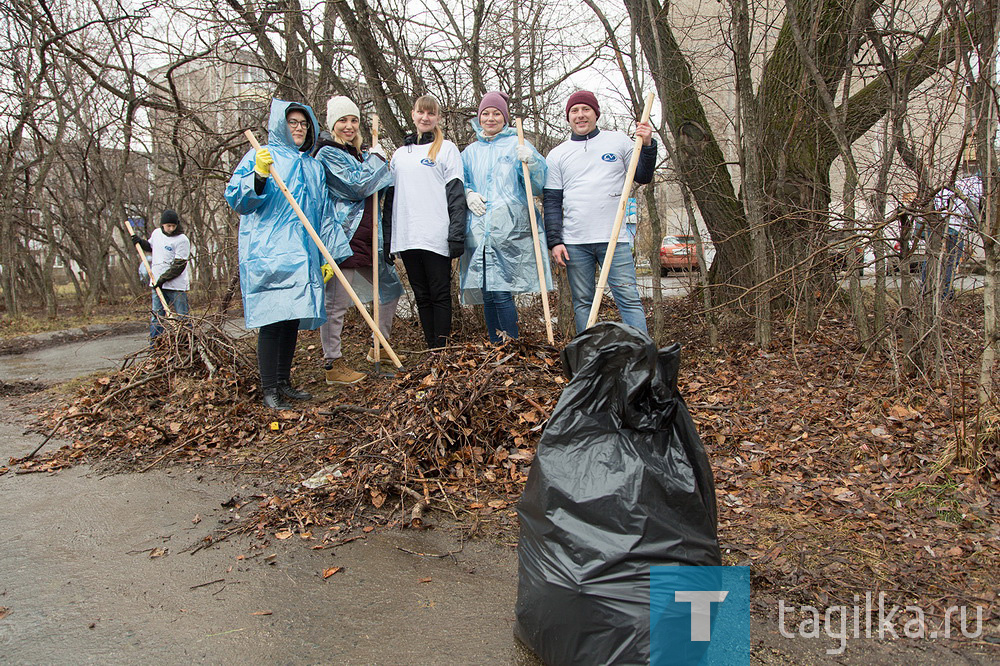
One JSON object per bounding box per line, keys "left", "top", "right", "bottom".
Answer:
{"left": 478, "top": 91, "right": 510, "bottom": 124}
{"left": 565, "top": 90, "right": 600, "bottom": 119}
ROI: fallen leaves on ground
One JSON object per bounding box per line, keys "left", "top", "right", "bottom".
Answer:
{"left": 9, "top": 301, "right": 999, "bottom": 626}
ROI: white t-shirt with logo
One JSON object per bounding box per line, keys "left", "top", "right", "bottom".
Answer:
{"left": 934, "top": 174, "right": 983, "bottom": 233}
{"left": 389, "top": 139, "right": 464, "bottom": 257}
{"left": 545, "top": 130, "right": 635, "bottom": 245}
{"left": 150, "top": 228, "right": 191, "bottom": 291}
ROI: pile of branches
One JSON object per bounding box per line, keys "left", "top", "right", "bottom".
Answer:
{"left": 290, "top": 343, "right": 565, "bottom": 528}
{"left": 14, "top": 314, "right": 260, "bottom": 469}
{"left": 15, "top": 298, "right": 996, "bottom": 626}
{"left": 16, "top": 319, "right": 565, "bottom": 535}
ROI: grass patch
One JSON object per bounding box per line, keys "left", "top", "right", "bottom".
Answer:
{"left": 889, "top": 479, "right": 980, "bottom": 525}
{"left": 0, "top": 310, "right": 140, "bottom": 340}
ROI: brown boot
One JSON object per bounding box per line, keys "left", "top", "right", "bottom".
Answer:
{"left": 325, "top": 358, "right": 365, "bottom": 385}
{"left": 366, "top": 347, "right": 406, "bottom": 364}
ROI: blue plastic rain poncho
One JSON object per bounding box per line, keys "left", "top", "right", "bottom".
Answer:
{"left": 460, "top": 120, "right": 551, "bottom": 304}
{"left": 225, "top": 100, "right": 352, "bottom": 330}
{"left": 313, "top": 145, "right": 403, "bottom": 305}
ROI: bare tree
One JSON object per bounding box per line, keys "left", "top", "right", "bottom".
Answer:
{"left": 623, "top": 0, "right": 978, "bottom": 312}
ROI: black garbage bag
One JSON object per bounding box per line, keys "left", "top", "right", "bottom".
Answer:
{"left": 515, "top": 322, "right": 721, "bottom": 665}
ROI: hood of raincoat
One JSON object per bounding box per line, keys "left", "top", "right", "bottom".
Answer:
{"left": 223, "top": 99, "right": 353, "bottom": 330}
{"left": 459, "top": 120, "right": 550, "bottom": 304}
{"left": 270, "top": 100, "right": 318, "bottom": 153}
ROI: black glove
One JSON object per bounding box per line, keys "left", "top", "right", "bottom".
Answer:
{"left": 130, "top": 234, "right": 140, "bottom": 245}
{"left": 385, "top": 253, "right": 396, "bottom": 266}
{"left": 448, "top": 241, "right": 464, "bottom": 259}
{"left": 153, "top": 279, "right": 165, "bottom": 289}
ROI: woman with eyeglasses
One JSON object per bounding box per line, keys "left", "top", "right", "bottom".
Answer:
{"left": 225, "top": 99, "right": 352, "bottom": 410}
{"left": 382, "top": 94, "right": 467, "bottom": 349}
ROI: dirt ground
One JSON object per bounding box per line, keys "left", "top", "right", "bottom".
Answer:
{"left": 1, "top": 325, "right": 997, "bottom": 664}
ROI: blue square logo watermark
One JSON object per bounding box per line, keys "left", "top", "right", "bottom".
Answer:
{"left": 650, "top": 566, "right": 752, "bottom": 665}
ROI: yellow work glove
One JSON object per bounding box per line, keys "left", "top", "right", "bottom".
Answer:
{"left": 253, "top": 147, "right": 273, "bottom": 178}
{"left": 321, "top": 263, "right": 335, "bottom": 284}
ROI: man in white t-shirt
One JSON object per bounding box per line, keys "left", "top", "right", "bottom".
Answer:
{"left": 543, "top": 91, "right": 657, "bottom": 334}
{"left": 130, "top": 209, "right": 191, "bottom": 339}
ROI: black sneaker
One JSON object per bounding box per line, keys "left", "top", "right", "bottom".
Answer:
{"left": 262, "top": 387, "right": 293, "bottom": 410}
{"left": 278, "top": 381, "right": 312, "bottom": 401}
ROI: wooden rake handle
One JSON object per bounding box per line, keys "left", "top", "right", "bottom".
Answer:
{"left": 124, "top": 219, "right": 172, "bottom": 316}
{"left": 370, "top": 115, "right": 382, "bottom": 365}
{"left": 515, "top": 118, "right": 554, "bottom": 344}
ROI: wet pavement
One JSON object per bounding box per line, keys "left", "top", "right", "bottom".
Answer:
{"left": 0, "top": 328, "right": 535, "bottom": 664}
{"left": 0, "top": 330, "right": 149, "bottom": 384}
{"left": 0, "top": 422, "right": 532, "bottom": 664}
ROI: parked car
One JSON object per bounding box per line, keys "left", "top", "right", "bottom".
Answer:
{"left": 659, "top": 235, "right": 700, "bottom": 275}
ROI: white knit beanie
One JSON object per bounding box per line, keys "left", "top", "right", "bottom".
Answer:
{"left": 326, "top": 96, "right": 361, "bottom": 128}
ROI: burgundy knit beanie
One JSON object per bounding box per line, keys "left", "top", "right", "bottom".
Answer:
{"left": 565, "top": 90, "right": 600, "bottom": 120}
{"left": 478, "top": 91, "right": 510, "bottom": 124}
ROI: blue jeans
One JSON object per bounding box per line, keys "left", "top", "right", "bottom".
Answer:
{"left": 565, "top": 243, "right": 647, "bottom": 334}
{"left": 483, "top": 285, "right": 518, "bottom": 343}
{"left": 920, "top": 230, "right": 964, "bottom": 299}
{"left": 151, "top": 289, "right": 189, "bottom": 339}
{"left": 942, "top": 232, "right": 964, "bottom": 299}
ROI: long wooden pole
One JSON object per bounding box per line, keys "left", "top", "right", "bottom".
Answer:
{"left": 124, "top": 219, "right": 172, "bottom": 316}
{"left": 244, "top": 130, "right": 403, "bottom": 368}
{"left": 515, "top": 118, "right": 554, "bottom": 344}
{"left": 370, "top": 115, "right": 381, "bottom": 367}
{"left": 586, "top": 93, "right": 655, "bottom": 329}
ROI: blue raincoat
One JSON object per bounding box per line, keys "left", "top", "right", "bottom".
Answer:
{"left": 313, "top": 145, "right": 403, "bottom": 305}
{"left": 225, "top": 100, "right": 352, "bottom": 330}
{"left": 459, "top": 121, "right": 551, "bottom": 305}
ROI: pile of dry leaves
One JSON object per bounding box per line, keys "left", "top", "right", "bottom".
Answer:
{"left": 15, "top": 311, "right": 564, "bottom": 533}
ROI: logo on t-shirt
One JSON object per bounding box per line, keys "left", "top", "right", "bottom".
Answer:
{"left": 420, "top": 158, "right": 436, "bottom": 166}
{"left": 164, "top": 245, "right": 174, "bottom": 252}
{"left": 601, "top": 153, "right": 617, "bottom": 162}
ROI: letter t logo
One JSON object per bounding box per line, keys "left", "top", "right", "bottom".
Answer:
{"left": 675, "top": 590, "right": 729, "bottom": 641}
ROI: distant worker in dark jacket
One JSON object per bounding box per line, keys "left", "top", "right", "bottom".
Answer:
{"left": 543, "top": 91, "right": 657, "bottom": 334}
{"left": 131, "top": 209, "right": 190, "bottom": 340}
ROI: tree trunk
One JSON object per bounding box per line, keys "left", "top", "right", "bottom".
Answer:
{"left": 971, "top": 0, "right": 998, "bottom": 468}
{"left": 624, "top": 0, "right": 967, "bottom": 313}
{"left": 644, "top": 185, "right": 664, "bottom": 343}
{"left": 731, "top": 0, "right": 771, "bottom": 345}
